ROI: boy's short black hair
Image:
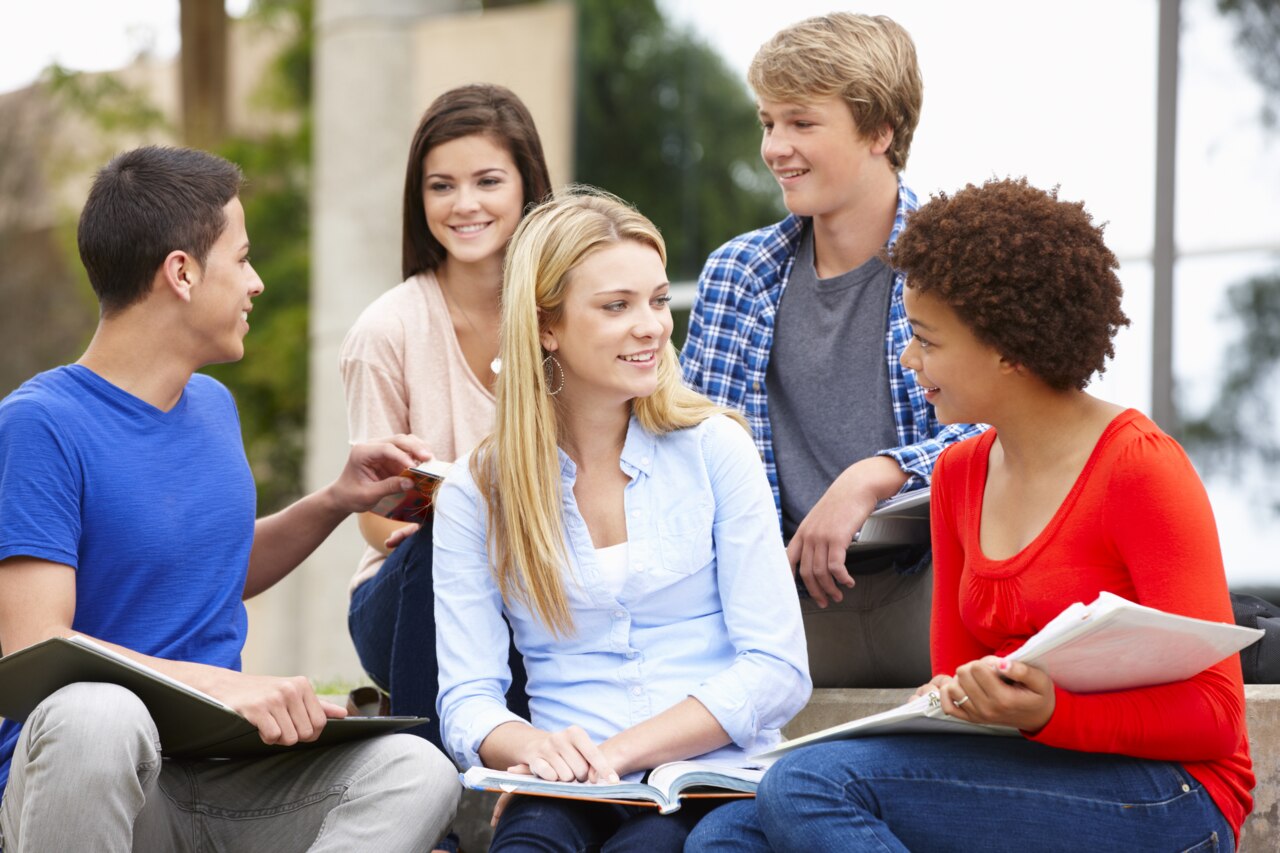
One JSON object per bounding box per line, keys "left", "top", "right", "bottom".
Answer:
{"left": 78, "top": 146, "right": 243, "bottom": 315}
{"left": 892, "top": 177, "right": 1130, "bottom": 391}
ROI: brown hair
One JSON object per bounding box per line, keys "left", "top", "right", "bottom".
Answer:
{"left": 79, "top": 146, "right": 242, "bottom": 315}
{"left": 401, "top": 84, "right": 553, "bottom": 279}
{"left": 892, "top": 177, "right": 1130, "bottom": 391}
{"left": 749, "top": 13, "right": 922, "bottom": 171}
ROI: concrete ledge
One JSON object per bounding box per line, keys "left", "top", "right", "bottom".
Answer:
{"left": 786, "top": 686, "right": 1280, "bottom": 853}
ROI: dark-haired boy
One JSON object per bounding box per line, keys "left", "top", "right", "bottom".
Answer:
{"left": 681, "top": 14, "right": 984, "bottom": 687}
{"left": 0, "top": 146, "right": 458, "bottom": 851}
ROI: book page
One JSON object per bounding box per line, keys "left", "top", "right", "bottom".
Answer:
{"left": 645, "top": 760, "right": 764, "bottom": 801}
{"left": 66, "top": 635, "right": 234, "bottom": 711}
{"left": 461, "top": 767, "right": 667, "bottom": 809}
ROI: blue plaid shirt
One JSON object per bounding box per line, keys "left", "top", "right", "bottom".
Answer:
{"left": 681, "top": 179, "right": 986, "bottom": 524}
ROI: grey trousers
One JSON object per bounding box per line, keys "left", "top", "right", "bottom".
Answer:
{"left": 0, "top": 682, "right": 460, "bottom": 852}
{"left": 800, "top": 561, "right": 934, "bottom": 688}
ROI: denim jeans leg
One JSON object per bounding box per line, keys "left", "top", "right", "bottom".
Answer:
{"left": 601, "top": 799, "right": 724, "bottom": 852}
{"left": 489, "top": 795, "right": 621, "bottom": 851}
{"left": 684, "top": 800, "right": 772, "bottom": 852}
{"left": 490, "top": 797, "right": 719, "bottom": 852}
{"left": 384, "top": 520, "right": 446, "bottom": 744}
{"left": 352, "top": 519, "right": 530, "bottom": 747}
{"left": 347, "top": 531, "right": 414, "bottom": 693}
{"left": 741, "top": 735, "right": 1233, "bottom": 853}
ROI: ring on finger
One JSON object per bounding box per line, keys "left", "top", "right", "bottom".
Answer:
{"left": 954, "top": 694, "right": 970, "bottom": 708}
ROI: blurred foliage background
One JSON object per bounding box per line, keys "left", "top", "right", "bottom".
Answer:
{"left": 4, "top": 0, "right": 1276, "bottom": 521}
{"left": 1, "top": 0, "right": 780, "bottom": 513}
{"left": 1181, "top": 0, "right": 1280, "bottom": 513}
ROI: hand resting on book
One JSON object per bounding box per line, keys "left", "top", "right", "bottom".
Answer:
{"left": 195, "top": 667, "right": 349, "bottom": 746}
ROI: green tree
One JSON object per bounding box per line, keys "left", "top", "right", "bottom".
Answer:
{"left": 202, "top": 0, "right": 313, "bottom": 513}
{"left": 1182, "top": 0, "right": 1280, "bottom": 511}
{"left": 572, "top": 0, "right": 783, "bottom": 318}
{"left": 28, "top": 0, "right": 314, "bottom": 513}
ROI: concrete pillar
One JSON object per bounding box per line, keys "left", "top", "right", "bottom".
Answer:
{"left": 244, "top": 0, "right": 465, "bottom": 681}
{"left": 242, "top": 0, "right": 574, "bottom": 683}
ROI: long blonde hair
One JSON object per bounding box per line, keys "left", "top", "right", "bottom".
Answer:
{"left": 472, "top": 188, "right": 743, "bottom": 636}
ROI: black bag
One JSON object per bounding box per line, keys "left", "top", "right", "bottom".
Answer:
{"left": 1230, "top": 593, "right": 1280, "bottom": 683}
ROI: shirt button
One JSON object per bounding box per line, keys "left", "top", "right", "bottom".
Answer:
{"left": 752, "top": 381, "right": 760, "bottom": 391}
{"left": 635, "top": 564, "right": 647, "bottom": 573}
{"left": 641, "top": 456, "right": 651, "bottom": 465}
{"left": 613, "top": 610, "right": 625, "bottom": 619}
{"left": 631, "top": 686, "right": 643, "bottom": 696}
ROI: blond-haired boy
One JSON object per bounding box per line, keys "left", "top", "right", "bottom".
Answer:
{"left": 682, "top": 13, "right": 983, "bottom": 687}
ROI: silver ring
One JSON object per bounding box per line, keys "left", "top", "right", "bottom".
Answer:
{"left": 954, "top": 695, "right": 970, "bottom": 707}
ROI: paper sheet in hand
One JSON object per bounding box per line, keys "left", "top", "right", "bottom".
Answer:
{"left": 754, "top": 592, "right": 1263, "bottom": 760}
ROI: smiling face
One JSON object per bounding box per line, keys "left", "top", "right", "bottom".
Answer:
{"left": 422, "top": 133, "right": 525, "bottom": 269}
{"left": 540, "top": 240, "right": 672, "bottom": 413}
{"left": 187, "top": 196, "right": 263, "bottom": 365}
{"left": 901, "top": 285, "right": 1012, "bottom": 425}
{"left": 758, "top": 94, "right": 892, "bottom": 221}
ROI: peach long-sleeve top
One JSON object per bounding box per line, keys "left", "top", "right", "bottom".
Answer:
{"left": 339, "top": 272, "right": 494, "bottom": 592}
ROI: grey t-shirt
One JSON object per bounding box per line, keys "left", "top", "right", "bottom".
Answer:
{"left": 766, "top": 224, "right": 899, "bottom": 540}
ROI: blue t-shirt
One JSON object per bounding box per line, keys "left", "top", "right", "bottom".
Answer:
{"left": 0, "top": 365, "right": 256, "bottom": 792}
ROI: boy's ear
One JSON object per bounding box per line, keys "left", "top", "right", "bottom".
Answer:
{"left": 161, "top": 250, "right": 198, "bottom": 302}
{"left": 871, "top": 124, "right": 894, "bottom": 156}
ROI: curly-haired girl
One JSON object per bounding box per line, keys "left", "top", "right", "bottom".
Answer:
{"left": 689, "top": 177, "right": 1252, "bottom": 852}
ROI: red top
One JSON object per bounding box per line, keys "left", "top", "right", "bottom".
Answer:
{"left": 931, "top": 409, "right": 1253, "bottom": 841}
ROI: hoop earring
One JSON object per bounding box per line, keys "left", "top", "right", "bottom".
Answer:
{"left": 542, "top": 353, "right": 564, "bottom": 397}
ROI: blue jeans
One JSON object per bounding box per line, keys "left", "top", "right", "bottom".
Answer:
{"left": 347, "top": 518, "right": 529, "bottom": 748}
{"left": 685, "top": 735, "right": 1233, "bottom": 852}
{"left": 490, "top": 794, "right": 724, "bottom": 852}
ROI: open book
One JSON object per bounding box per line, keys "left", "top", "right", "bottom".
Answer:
{"left": 462, "top": 760, "right": 764, "bottom": 815}
{"left": 0, "top": 636, "right": 428, "bottom": 759}
{"left": 754, "top": 591, "right": 1264, "bottom": 760}
{"left": 848, "top": 487, "right": 930, "bottom": 551}
{"left": 370, "top": 458, "right": 453, "bottom": 522}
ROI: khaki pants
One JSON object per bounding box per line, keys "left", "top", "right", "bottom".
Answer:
{"left": 800, "top": 561, "right": 933, "bottom": 688}
{"left": 0, "top": 682, "right": 459, "bottom": 853}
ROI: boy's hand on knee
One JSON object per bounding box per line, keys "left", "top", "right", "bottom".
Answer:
{"left": 789, "top": 457, "right": 910, "bottom": 607}
{"left": 788, "top": 477, "right": 876, "bottom": 607}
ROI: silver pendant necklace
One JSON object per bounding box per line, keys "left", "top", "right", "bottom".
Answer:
{"left": 439, "top": 271, "right": 501, "bottom": 377}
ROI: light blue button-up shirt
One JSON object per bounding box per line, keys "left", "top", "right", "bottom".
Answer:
{"left": 433, "top": 414, "right": 811, "bottom": 771}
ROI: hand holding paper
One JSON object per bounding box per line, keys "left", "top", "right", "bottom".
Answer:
{"left": 942, "top": 657, "right": 1055, "bottom": 731}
